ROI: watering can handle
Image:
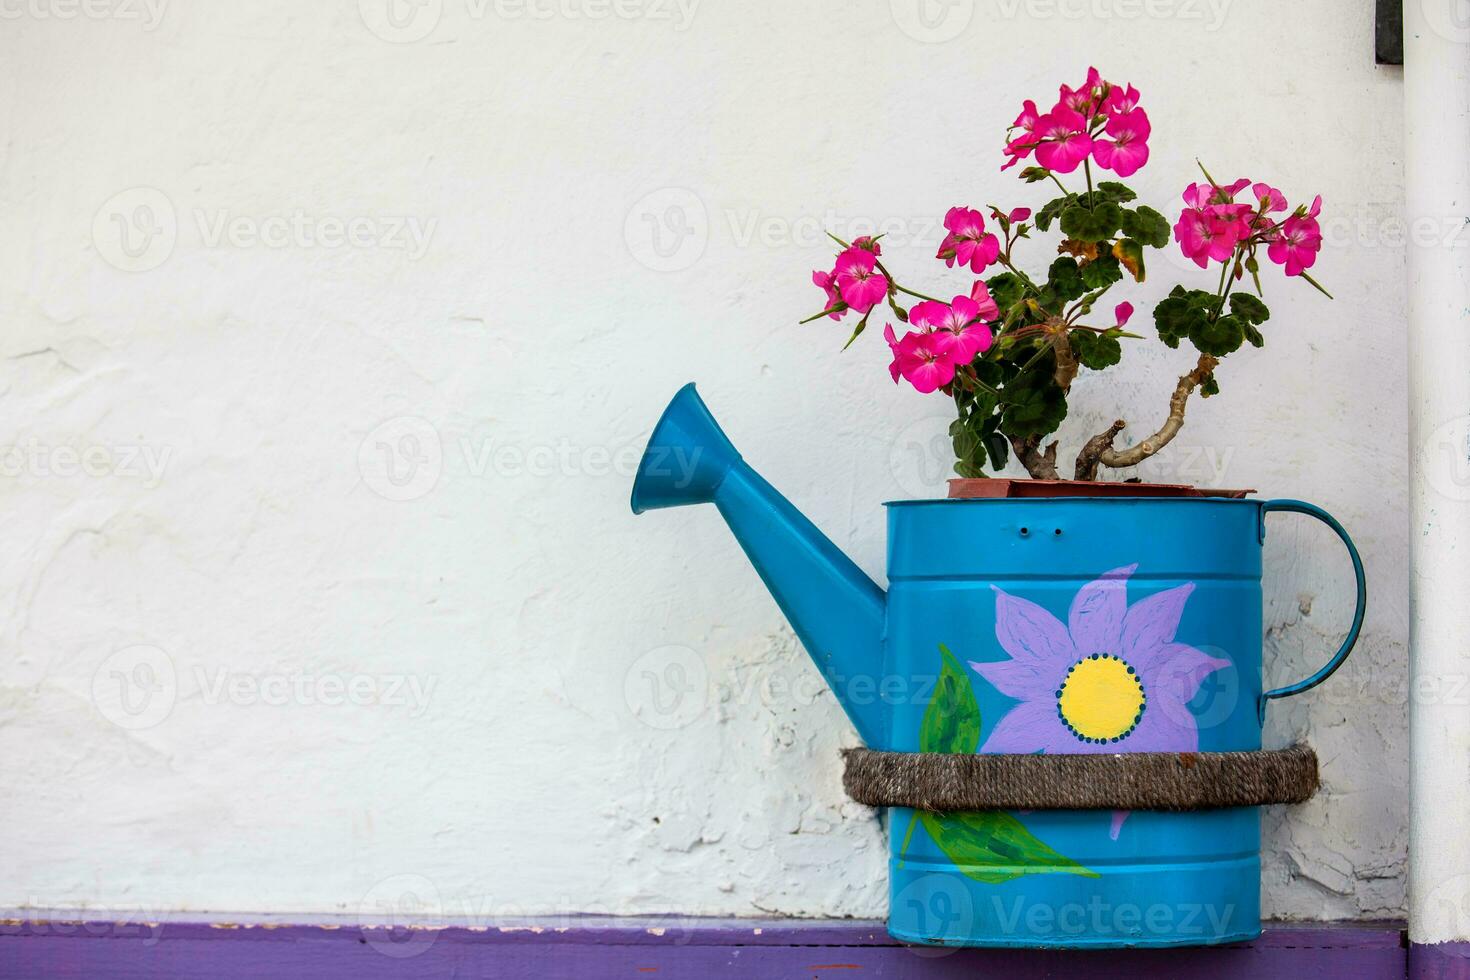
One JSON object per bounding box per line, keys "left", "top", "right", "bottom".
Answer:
{"left": 1258, "top": 499, "right": 1367, "bottom": 720}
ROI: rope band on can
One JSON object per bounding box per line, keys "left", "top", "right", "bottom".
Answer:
{"left": 841, "top": 744, "right": 1319, "bottom": 812}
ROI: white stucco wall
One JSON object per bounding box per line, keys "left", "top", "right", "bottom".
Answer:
{"left": 0, "top": 0, "right": 1407, "bottom": 923}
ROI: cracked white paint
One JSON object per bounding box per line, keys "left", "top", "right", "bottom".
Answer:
{"left": 0, "top": 3, "right": 1403, "bottom": 923}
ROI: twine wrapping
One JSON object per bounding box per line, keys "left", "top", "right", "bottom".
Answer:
{"left": 841, "top": 744, "right": 1318, "bottom": 812}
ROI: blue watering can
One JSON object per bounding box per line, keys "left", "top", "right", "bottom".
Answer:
{"left": 630, "top": 383, "right": 1366, "bottom": 948}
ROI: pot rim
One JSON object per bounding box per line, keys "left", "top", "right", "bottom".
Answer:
{"left": 882, "top": 478, "right": 1259, "bottom": 507}
{"left": 944, "top": 477, "right": 1254, "bottom": 500}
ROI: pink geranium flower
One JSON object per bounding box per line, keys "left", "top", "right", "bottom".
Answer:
{"left": 1090, "top": 109, "right": 1150, "bottom": 178}
{"left": 1059, "top": 67, "right": 1107, "bottom": 119}
{"left": 1246, "top": 182, "right": 1287, "bottom": 232}
{"left": 833, "top": 246, "right": 888, "bottom": 312}
{"left": 1059, "top": 83, "right": 1096, "bottom": 118}
{"left": 890, "top": 331, "right": 957, "bottom": 394}
{"left": 970, "top": 564, "right": 1229, "bottom": 754}
{"left": 1032, "top": 108, "right": 1093, "bottom": 174}
{"left": 853, "top": 235, "right": 882, "bottom": 255}
{"left": 812, "top": 269, "right": 845, "bottom": 320}
{"left": 929, "top": 296, "right": 994, "bottom": 363}
{"left": 936, "top": 207, "right": 1001, "bottom": 274}
{"left": 1174, "top": 209, "right": 1240, "bottom": 268}
{"left": 1001, "top": 100, "right": 1042, "bottom": 171}
{"left": 883, "top": 323, "right": 905, "bottom": 383}
{"left": 1266, "top": 213, "right": 1323, "bottom": 276}
{"left": 1114, "top": 302, "right": 1133, "bottom": 328}
{"left": 1175, "top": 180, "right": 1253, "bottom": 268}
{"left": 969, "top": 280, "right": 1000, "bottom": 320}
{"left": 1007, "top": 207, "right": 1031, "bottom": 223}
{"left": 907, "top": 299, "right": 947, "bottom": 335}
{"left": 1103, "top": 83, "right": 1141, "bottom": 115}
{"left": 1251, "top": 183, "right": 1287, "bottom": 215}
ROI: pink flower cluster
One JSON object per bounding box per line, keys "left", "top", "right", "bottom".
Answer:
{"left": 1003, "top": 67, "right": 1150, "bottom": 178}
{"left": 882, "top": 282, "right": 998, "bottom": 393}
{"left": 812, "top": 237, "right": 888, "bottom": 320}
{"left": 1174, "top": 179, "right": 1323, "bottom": 276}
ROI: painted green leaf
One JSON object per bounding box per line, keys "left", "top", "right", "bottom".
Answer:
{"left": 920, "top": 809, "right": 1100, "bottom": 884}
{"left": 920, "top": 644, "right": 981, "bottom": 754}
{"left": 913, "top": 643, "right": 1098, "bottom": 884}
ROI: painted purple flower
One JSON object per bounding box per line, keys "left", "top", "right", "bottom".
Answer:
{"left": 969, "top": 564, "right": 1229, "bottom": 755}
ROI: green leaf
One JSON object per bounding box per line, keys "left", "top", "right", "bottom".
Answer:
{"left": 1229, "top": 292, "right": 1270, "bottom": 325}
{"left": 1093, "top": 181, "right": 1137, "bottom": 203}
{"left": 1120, "top": 206, "right": 1170, "bottom": 249}
{"left": 1153, "top": 286, "right": 1217, "bottom": 350}
{"left": 1034, "top": 195, "right": 1072, "bottom": 232}
{"left": 949, "top": 417, "right": 989, "bottom": 479}
{"left": 1046, "top": 257, "right": 1086, "bottom": 302}
{"left": 949, "top": 418, "right": 979, "bottom": 462}
{"left": 1059, "top": 202, "right": 1123, "bottom": 242}
{"left": 1201, "top": 374, "right": 1220, "bottom": 397}
{"left": 1071, "top": 330, "right": 1122, "bottom": 370}
{"left": 1153, "top": 297, "right": 1193, "bottom": 349}
{"left": 1242, "top": 322, "right": 1265, "bottom": 348}
{"left": 919, "top": 644, "right": 981, "bottom": 754}
{"left": 986, "top": 272, "right": 1027, "bottom": 310}
{"left": 1112, "top": 238, "right": 1145, "bottom": 282}
{"left": 1081, "top": 254, "right": 1123, "bottom": 290}
{"left": 1190, "top": 312, "right": 1246, "bottom": 356}
{"left": 1001, "top": 377, "right": 1067, "bottom": 438}
{"left": 983, "top": 431, "right": 1009, "bottom": 471}
{"left": 919, "top": 809, "right": 1100, "bottom": 884}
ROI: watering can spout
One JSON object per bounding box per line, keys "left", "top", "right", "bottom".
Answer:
{"left": 630, "top": 384, "right": 888, "bottom": 745}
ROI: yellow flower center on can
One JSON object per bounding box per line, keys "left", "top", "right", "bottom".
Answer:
{"left": 1056, "top": 653, "right": 1146, "bottom": 743}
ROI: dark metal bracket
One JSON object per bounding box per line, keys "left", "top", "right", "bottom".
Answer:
{"left": 1377, "top": 0, "right": 1403, "bottom": 65}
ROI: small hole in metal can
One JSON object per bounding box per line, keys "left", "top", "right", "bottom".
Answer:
{"left": 1019, "top": 527, "right": 1029, "bottom": 536}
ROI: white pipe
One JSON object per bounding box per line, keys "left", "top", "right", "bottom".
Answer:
{"left": 1406, "top": 0, "right": 1470, "bottom": 950}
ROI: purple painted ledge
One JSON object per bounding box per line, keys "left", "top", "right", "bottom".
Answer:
{"left": 1411, "top": 940, "right": 1470, "bottom": 979}
{"left": 0, "top": 916, "right": 1406, "bottom": 979}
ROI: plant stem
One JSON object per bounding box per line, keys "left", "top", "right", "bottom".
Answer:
{"left": 996, "top": 255, "right": 1041, "bottom": 294}
{"left": 892, "top": 281, "right": 946, "bottom": 304}
{"left": 800, "top": 305, "right": 842, "bottom": 324}
{"left": 1213, "top": 248, "right": 1240, "bottom": 318}
{"left": 964, "top": 365, "right": 999, "bottom": 396}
